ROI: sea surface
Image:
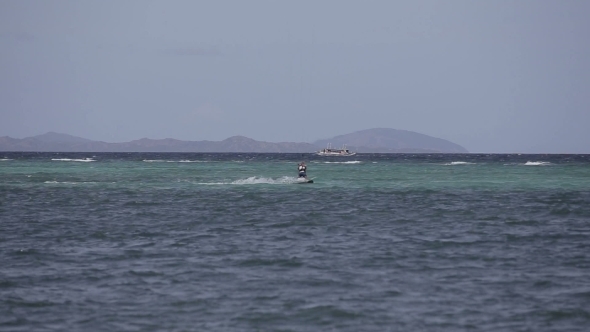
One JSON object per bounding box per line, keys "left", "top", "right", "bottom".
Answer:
{"left": 1, "top": 152, "right": 590, "bottom": 331}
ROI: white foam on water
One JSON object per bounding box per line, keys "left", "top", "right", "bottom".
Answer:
{"left": 323, "top": 161, "right": 362, "bottom": 164}
{"left": 197, "top": 176, "right": 299, "bottom": 185}
{"left": 444, "top": 161, "right": 475, "bottom": 165}
{"left": 51, "top": 158, "right": 95, "bottom": 162}
{"left": 232, "top": 176, "right": 297, "bottom": 185}
{"left": 44, "top": 181, "right": 97, "bottom": 184}
{"left": 144, "top": 159, "right": 209, "bottom": 163}
{"left": 0, "top": 158, "right": 13, "bottom": 161}
{"left": 524, "top": 161, "right": 550, "bottom": 166}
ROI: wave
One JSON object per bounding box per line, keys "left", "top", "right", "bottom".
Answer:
{"left": 199, "top": 176, "right": 300, "bottom": 185}
{"left": 0, "top": 158, "right": 13, "bottom": 161}
{"left": 444, "top": 161, "right": 475, "bottom": 165}
{"left": 51, "top": 158, "right": 95, "bottom": 162}
{"left": 525, "top": 161, "right": 551, "bottom": 166}
{"left": 44, "top": 181, "right": 97, "bottom": 184}
{"left": 322, "top": 161, "right": 362, "bottom": 164}
{"left": 143, "top": 159, "right": 208, "bottom": 163}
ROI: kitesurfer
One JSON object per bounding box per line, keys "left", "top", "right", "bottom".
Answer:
{"left": 298, "top": 162, "right": 307, "bottom": 178}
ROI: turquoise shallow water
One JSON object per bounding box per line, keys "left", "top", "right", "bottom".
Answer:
{"left": 1, "top": 152, "right": 590, "bottom": 331}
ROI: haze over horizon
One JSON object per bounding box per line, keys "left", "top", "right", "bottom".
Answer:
{"left": 2, "top": 1, "right": 589, "bottom": 153}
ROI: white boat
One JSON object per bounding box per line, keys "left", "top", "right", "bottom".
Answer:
{"left": 316, "top": 143, "right": 356, "bottom": 156}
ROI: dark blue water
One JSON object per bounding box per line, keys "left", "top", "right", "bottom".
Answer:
{"left": 1, "top": 153, "right": 589, "bottom": 331}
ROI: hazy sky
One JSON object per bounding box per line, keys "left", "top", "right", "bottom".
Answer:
{"left": 1, "top": 0, "right": 589, "bottom": 153}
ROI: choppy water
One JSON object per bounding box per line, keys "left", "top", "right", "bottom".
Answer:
{"left": 1, "top": 152, "right": 590, "bottom": 331}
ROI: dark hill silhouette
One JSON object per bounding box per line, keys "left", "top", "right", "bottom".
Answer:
{"left": 31, "top": 132, "right": 93, "bottom": 144}
{"left": 0, "top": 128, "right": 467, "bottom": 153}
{"left": 0, "top": 134, "right": 316, "bottom": 152}
{"left": 314, "top": 128, "right": 468, "bottom": 153}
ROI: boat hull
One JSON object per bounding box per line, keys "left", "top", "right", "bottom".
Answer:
{"left": 316, "top": 151, "right": 356, "bottom": 156}
{"left": 316, "top": 144, "right": 356, "bottom": 156}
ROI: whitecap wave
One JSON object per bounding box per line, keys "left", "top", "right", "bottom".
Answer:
{"left": 198, "top": 176, "right": 300, "bottom": 185}
{"left": 444, "top": 161, "right": 475, "bottom": 165}
{"left": 0, "top": 158, "right": 13, "bottom": 161}
{"left": 323, "top": 161, "right": 362, "bottom": 164}
{"left": 44, "top": 181, "right": 97, "bottom": 184}
{"left": 232, "top": 176, "right": 297, "bottom": 185}
{"left": 524, "top": 161, "right": 550, "bottom": 166}
{"left": 51, "top": 158, "right": 95, "bottom": 162}
{"left": 143, "top": 159, "right": 208, "bottom": 163}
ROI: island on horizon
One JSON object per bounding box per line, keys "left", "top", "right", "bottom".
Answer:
{"left": 0, "top": 128, "right": 468, "bottom": 153}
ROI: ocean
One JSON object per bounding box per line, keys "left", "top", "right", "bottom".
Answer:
{"left": 1, "top": 152, "right": 589, "bottom": 331}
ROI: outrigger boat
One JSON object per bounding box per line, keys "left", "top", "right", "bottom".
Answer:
{"left": 316, "top": 143, "right": 356, "bottom": 156}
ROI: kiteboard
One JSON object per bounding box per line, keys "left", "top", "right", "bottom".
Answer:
{"left": 296, "top": 178, "right": 314, "bottom": 184}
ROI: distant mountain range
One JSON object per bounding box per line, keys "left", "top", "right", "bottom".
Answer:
{"left": 0, "top": 129, "right": 468, "bottom": 153}
{"left": 315, "top": 128, "right": 467, "bottom": 153}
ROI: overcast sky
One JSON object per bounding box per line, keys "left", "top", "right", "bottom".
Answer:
{"left": 1, "top": 0, "right": 589, "bottom": 153}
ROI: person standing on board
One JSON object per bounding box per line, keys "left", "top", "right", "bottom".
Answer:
{"left": 298, "top": 162, "right": 307, "bottom": 179}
